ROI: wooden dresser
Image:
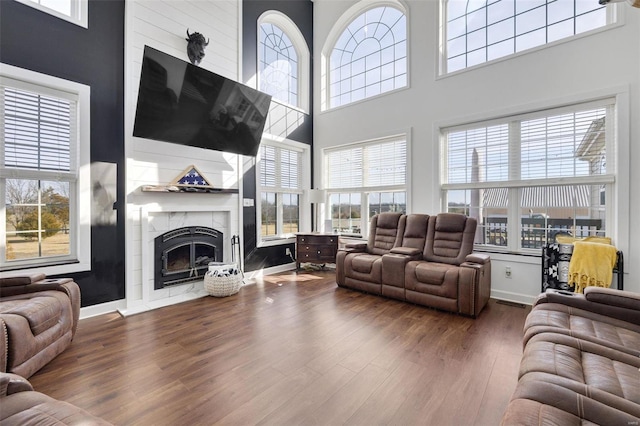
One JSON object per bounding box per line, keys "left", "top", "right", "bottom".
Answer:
{"left": 295, "top": 233, "right": 338, "bottom": 269}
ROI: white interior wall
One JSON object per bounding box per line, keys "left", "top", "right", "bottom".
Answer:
{"left": 122, "top": 0, "right": 242, "bottom": 315}
{"left": 313, "top": 0, "right": 640, "bottom": 303}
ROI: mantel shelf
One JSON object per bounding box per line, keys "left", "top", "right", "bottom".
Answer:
{"left": 140, "top": 185, "right": 238, "bottom": 194}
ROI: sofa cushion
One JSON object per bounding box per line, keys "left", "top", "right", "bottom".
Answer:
{"left": 351, "top": 254, "right": 378, "bottom": 274}
{"left": 519, "top": 333, "right": 640, "bottom": 403}
{"left": 405, "top": 262, "right": 459, "bottom": 299}
{"left": 2, "top": 391, "right": 112, "bottom": 425}
{"left": 0, "top": 294, "right": 65, "bottom": 337}
{"left": 368, "top": 213, "right": 404, "bottom": 255}
{"left": 424, "top": 214, "right": 476, "bottom": 265}
{"left": 523, "top": 303, "right": 640, "bottom": 357}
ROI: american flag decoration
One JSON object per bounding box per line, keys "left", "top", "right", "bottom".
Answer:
{"left": 171, "top": 165, "right": 213, "bottom": 188}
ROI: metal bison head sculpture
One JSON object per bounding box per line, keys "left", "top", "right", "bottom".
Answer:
{"left": 186, "top": 29, "right": 209, "bottom": 65}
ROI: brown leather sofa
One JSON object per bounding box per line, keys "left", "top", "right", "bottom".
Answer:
{"left": 501, "top": 287, "right": 640, "bottom": 424}
{"left": 0, "top": 273, "right": 80, "bottom": 378}
{"left": 336, "top": 212, "right": 491, "bottom": 317}
{"left": 1, "top": 372, "right": 111, "bottom": 425}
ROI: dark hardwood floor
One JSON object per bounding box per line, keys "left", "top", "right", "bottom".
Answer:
{"left": 29, "top": 270, "right": 531, "bottom": 425}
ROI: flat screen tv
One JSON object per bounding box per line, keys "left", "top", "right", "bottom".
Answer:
{"left": 133, "top": 46, "right": 271, "bottom": 156}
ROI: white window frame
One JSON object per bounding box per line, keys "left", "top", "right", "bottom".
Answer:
{"left": 258, "top": 11, "right": 310, "bottom": 114}
{"left": 320, "top": 0, "right": 410, "bottom": 112}
{"left": 323, "top": 133, "right": 410, "bottom": 237}
{"left": 439, "top": 94, "right": 627, "bottom": 255}
{"left": 438, "top": 0, "right": 623, "bottom": 76}
{"left": 14, "top": 0, "right": 88, "bottom": 28}
{"left": 0, "top": 63, "right": 91, "bottom": 275}
{"left": 256, "top": 137, "right": 311, "bottom": 247}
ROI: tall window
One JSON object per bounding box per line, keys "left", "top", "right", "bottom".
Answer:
{"left": 325, "top": 137, "right": 407, "bottom": 235}
{"left": 260, "top": 22, "right": 298, "bottom": 107}
{"left": 1, "top": 66, "right": 90, "bottom": 274}
{"left": 258, "top": 12, "right": 310, "bottom": 115}
{"left": 328, "top": 5, "right": 407, "bottom": 109}
{"left": 15, "top": 0, "right": 88, "bottom": 28}
{"left": 441, "top": 99, "right": 616, "bottom": 252}
{"left": 258, "top": 142, "right": 304, "bottom": 240}
{"left": 443, "top": 0, "right": 612, "bottom": 73}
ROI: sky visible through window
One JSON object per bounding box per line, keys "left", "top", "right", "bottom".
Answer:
{"left": 446, "top": 0, "right": 607, "bottom": 72}
{"left": 34, "top": 0, "right": 72, "bottom": 16}
{"left": 330, "top": 6, "right": 407, "bottom": 108}
{"left": 260, "top": 23, "right": 298, "bottom": 107}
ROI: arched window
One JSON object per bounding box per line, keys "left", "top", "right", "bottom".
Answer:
{"left": 258, "top": 12, "right": 309, "bottom": 112}
{"left": 260, "top": 23, "right": 298, "bottom": 107}
{"left": 443, "top": 0, "right": 612, "bottom": 74}
{"left": 327, "top": 3, "right": 407, "bottom": 109}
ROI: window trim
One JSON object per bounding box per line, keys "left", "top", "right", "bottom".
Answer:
{"left": 255, "top": 137, "right": 311, "bottom": 247}
{"left": 320, "top": 0, "right": 411, "bottom": 112}
{"left": 0, "top": 63, "right": 91, "bottom": 275}
{"left": 14, "top": 0, "right": 88, "bottom": 29}
{"left": 437, "top": 0, "right": 624, "bottom": 78}
{"left": 258, "top": 11, "right": 310, "bottom": 114}
{"left": 436, "top": 87, "right": 630, "bottom": 257}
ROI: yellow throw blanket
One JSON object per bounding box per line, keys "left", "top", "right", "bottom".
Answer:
{"left": 568, "top": 241, "right": 617, "bottom": 293}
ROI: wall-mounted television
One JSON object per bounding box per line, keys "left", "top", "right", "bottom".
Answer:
{"left": 133, "top": 46, "right": 271, "bottom": 157}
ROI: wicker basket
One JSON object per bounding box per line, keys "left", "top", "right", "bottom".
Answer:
{"left": 204, "top": 273, "right": 242, "bottom": 297}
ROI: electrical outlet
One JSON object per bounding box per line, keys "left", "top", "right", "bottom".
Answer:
{"left": 505, "top": 266, "right": 512, "bottom": 278}
{"left": 285, "top": 248, "right": 291, "bottom": 256}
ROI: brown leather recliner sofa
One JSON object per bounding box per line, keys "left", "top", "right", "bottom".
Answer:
{"left": 336, "top": 212, "right": 491, "bottom": 318}
{"left": 0, "top": 273, "right": 80, "bottom": 378}
{"left": 501, "top": 288, "right": 640, "bottom": 424}
{"left": 1, "top": 372, "right": 111, "bottom": 425}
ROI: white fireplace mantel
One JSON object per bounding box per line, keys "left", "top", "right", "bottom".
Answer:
{"left": 120, "top": 198, "right": 240, "bottom": 317}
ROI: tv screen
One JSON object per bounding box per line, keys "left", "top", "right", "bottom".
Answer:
{"left": 133, "top": 46, "right": 271, "bottom": 156}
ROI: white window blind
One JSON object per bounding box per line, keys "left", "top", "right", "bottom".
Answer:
{"left": 327, "top": 138, "right": 407, "bottom": 190}
{"left": 2, "top": 85, "right": 77, "bottom": 175}
{"left": 259, "top": 144, "right": 301, "bottom": 191}
{"left": 443, "top": 101, "right": 614, "bottom": 188}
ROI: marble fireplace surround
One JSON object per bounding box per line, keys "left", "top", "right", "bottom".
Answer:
{"left": 120, "top": 200, "right": 239, "bottom": 316}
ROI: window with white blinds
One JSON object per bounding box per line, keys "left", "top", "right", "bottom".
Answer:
{"left": 325, "top": 136, "right": 407, "bottom": 235}
{"left": 1, "top": 68, "right": 89, "bottom": 273}
{"left": 327, "top": 138, "right": 407, "bottom": 190}
{"left": 3, "top": 87, "right": 76, "bottom": 174}
{"left": 258, "top": 142, "right": 304, "bottom": 241}
{"left": 441, "top": 99, "right": 615, "bottom": 252}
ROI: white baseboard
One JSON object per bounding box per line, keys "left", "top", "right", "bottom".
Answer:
{"left": 243, "top": 262, "right": 296, "bottom": 282}
{"left": 80, "top": 300, "right": 126, "bottom": 320}
{"left": 491, "top": 289, "right": 535, "bottom": 306}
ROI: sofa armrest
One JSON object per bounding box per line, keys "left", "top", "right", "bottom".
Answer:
{"left": 343, "top": 242, "right": 367, "bottom": 252}
{"left": 0, "top": 372, "right": 33, "bottom": 396}
{"left": 459, "top": 259, "right": 492, "bottom": 317}
{"left": 465, "top": 253, "right": 490, "bottom": 264}
{"left": 0, "top": 273, "right": 47, "bottom": 289}
{"left": 537, "top": 288, "right": 640, "bottom": 324}
{"left": 390, "top": 247, "right": 422, "bottom": 256}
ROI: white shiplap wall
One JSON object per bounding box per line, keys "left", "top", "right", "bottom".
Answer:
{"left": 122, "top": 0, "right": 242, "bottom": 316}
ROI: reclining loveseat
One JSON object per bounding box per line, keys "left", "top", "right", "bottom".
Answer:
{"left": 336, "top": 212, "right": 491, "bottom": 317}
{"left": 0, "top": 273, "right": 80, "bottom": 378}
{"left": 501, "top": 287, "right": 640, "bottom": 424}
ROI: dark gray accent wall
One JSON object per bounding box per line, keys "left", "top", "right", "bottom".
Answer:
{"left": 242, "top": 0, "right": 314, "bottom": 272}
{"left": 0, "top": 0, "right": 125, "bottom": 306}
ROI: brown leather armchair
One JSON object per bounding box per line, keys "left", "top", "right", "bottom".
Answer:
{"left": 0, "top": 274, "right": 80, "bottom": 378}
{"left": 1, "top": 372, "right": 111, "bottom": 425}
{"left": 336, "top": 212, "right": 406, "bottom": 294}
{"left": 405, "top": 213, "right": 491, "bottom": 317}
